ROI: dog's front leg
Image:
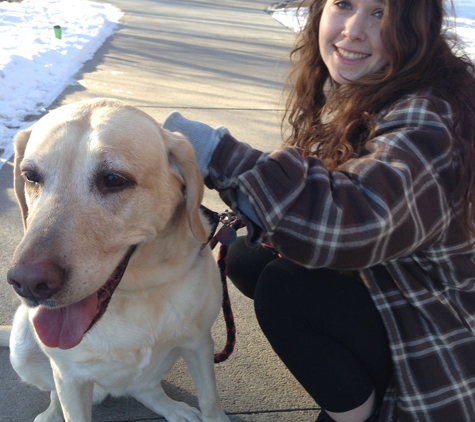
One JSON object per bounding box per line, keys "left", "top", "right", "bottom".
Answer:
{"left": 10, "top": 306, "right": 64, "bottom": 422}
{"left": 52, "top": 366, "right": 94, "bottom": 422}
{"left": 181, "top": 333, "right": 230, "bottom": 422}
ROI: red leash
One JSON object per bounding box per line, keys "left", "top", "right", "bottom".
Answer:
{"left": 207, "top": 210, "right": 245, "bottom": 364}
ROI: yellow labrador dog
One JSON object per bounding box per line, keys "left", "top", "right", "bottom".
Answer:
{"left": 0, "top": 99, "right": 229, "bottom": 422}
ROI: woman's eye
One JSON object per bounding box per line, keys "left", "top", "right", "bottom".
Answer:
{"left": 335, "top": 1, "right": 351, "bottom": 10}
{"left": 373, "top": 9, "right": 383, "bottom": 19}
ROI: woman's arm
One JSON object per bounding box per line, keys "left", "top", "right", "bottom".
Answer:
{"left": 206, "top": 96, "right": 458, "bottom": 269}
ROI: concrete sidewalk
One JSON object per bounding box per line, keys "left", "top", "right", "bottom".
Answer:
{"left": 0, "top": 0, "right": 320, "bottom": 420}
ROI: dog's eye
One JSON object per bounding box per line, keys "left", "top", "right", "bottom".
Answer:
{"left": 103, "top": 173, "right": 130, "bottom": 189}
{"left": 94, "top": 168, "right": 135, "bottom": 196}
{"left": 23, "top": 170, "right": 40, "bottom": 185}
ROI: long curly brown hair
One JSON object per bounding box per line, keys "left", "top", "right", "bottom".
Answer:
{"left": 283, "top": 0, "right": 475, "bottom": 234}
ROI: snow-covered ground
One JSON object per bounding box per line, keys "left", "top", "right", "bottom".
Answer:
{"left": 0, "top": 1, "right": 474, "bottom": 169}
{"left": 0, "top": 0, "right": 122, "bottom": 167}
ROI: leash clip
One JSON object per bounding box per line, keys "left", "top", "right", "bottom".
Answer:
{"left": 216, "top": 210, "right": 237, "bottom": 245}
{"left": 219, "top": 209, "right": 236, "bottom": 226}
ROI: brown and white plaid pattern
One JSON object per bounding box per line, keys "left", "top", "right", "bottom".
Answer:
{"left": 206, "top": 92, "right": 475, "bottom": 421}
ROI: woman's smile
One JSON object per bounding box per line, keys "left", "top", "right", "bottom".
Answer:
{"left": 334, "top": 46, "right": 371, "bottom": 61}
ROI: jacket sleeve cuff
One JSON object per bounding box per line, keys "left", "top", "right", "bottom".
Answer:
{"left": 204, "top": 133, "right": 266, "bottom": 245}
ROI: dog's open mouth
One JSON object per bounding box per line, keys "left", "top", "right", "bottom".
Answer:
{"left": 32, "top": 245, "right": 136, "bottom": 350}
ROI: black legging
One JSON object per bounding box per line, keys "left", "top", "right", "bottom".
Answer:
{"left": 227, "top": 236, "right": 392, "bottom": 413}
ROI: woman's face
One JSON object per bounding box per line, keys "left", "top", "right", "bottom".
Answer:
{"left": 318, "top": 0, "right": 389, "bottom": 84}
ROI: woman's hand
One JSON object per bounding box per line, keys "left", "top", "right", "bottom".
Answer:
{"left": 163, "top": 111, "right": 229, "bottom": 178}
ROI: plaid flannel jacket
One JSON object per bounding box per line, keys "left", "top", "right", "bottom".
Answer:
{"left": 206, "top": 92, "right": 475, "bottom": 421}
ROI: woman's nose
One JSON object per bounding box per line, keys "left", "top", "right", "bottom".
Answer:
{"left": 342, "top": 13, "right": 367, "bottom": 41}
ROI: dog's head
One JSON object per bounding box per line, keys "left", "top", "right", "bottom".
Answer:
{"left": 8, "top": 98, "right": 208, "bottom": 349}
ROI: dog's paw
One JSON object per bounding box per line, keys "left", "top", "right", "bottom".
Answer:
{"left": 33, "top": 391, "right": 64, "bottom": 422}
{"left": 202, "top": 415, "right": 230, "bottom": 422}
{"left": 34, "top": 411, "right": 64, "bottom": 422}
{"left": 164, "top": 401, "right": 203, "bottom": 422}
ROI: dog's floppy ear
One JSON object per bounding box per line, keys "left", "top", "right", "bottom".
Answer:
{"left": 13, "top": 127, "right": 33, "bottom": 232}
{"left": 163, "top": 129, "right": 207, "bottom": 243}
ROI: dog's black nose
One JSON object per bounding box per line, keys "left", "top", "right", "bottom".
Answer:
{"left": 7, "top": 260, "right": 64, "bottom": 300}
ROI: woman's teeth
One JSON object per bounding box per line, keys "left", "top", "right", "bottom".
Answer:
{"left": 337, "top": 48, "right": 369, "bottom": 60}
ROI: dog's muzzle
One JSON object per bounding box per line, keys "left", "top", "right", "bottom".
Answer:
{"left": 8, "top": 245, "right": 136, "bottom": 350}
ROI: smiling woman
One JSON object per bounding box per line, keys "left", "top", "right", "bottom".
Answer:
{"left": 161, "top": 0, "right": 475, "bottom": 421}
{"left": 318, "top": 0, "right": 388, "bottom": 84}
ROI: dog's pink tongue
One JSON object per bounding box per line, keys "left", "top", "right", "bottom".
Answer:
{"left": 32, "top": 294, "right": 99, "bottom": 350}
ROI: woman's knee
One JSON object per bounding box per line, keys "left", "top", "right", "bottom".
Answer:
{"left": 253, "top": 262, "right": 373, "bottom": 335}
{"left": 227, "top": 236, "right": 279, "bottom": 299}
{"left": 253, "top": 258, "right": 306, "bottom": 329}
